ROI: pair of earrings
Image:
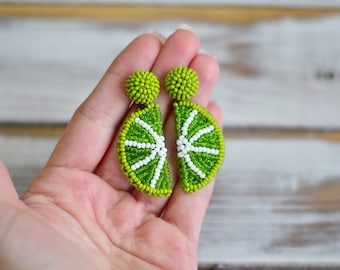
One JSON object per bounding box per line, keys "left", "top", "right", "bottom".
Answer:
{"left": 118, "top": 67, "right": 225, "bottom": 197}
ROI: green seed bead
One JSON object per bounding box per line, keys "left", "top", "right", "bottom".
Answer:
{"left": 165, "top": 67, "right": 199, "bottom": 101}
{"left": 125, "top": 70, "right": 160, "bottom": 104}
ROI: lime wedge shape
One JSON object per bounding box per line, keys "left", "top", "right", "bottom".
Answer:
{"left": 118, "top": 104, "right": 172, "bottom": 197}
{"left": 174, "top": 101, "right": 225, "bottom": 192}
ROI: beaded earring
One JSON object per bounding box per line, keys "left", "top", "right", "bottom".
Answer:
{"left": 165, "top": 67, "right": 225, "bottom": 193}
{"left": 118, "top": 71, "right": 172, "bottom": 197}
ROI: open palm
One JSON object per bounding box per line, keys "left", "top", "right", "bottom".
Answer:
{"left": 0, "top": 28, "right": 221, "bottom": 270}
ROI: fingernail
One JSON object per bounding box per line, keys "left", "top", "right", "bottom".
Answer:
{"left": 147, "top": 29, "right": 166, "bottom": 44}
{"left": 177, "top": 23, "right": 197, "bottom": 35}
{"left": 198, "top": 49, "right": 216, "bottom": 59}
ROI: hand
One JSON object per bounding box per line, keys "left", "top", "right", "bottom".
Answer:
{"left": 0, "top": 28, "right": 221, "bottom": 270}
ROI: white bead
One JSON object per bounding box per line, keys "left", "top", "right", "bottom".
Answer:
{"left": 150, "top": 151, "right": 157, "bottom": 159}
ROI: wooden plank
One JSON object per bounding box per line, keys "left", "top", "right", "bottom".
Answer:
{"left": 200, "top": 138, "right": 340, "bottom": 264}
{"left": 1, "top": 135, "right": 340, "bottom": 264}
{"left": 1, "top": 17, "right": 340, "bottom": 128}
{"left": 2, "top": 124, "right": 340, "bottom": 142}
{"left": 198, "top": 265, "right": 340, "bottom": 270}
{"left": 1, "top": 4, "right": 340, "bottom": 23}
{"left": 0, "top": 136, "right": 56, "bottom": 195}
{"left": 2, "top": 1, "right": 340, "bottom": 8}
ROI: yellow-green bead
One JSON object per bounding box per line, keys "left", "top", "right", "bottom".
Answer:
{"left": 125, "top": 70, "right": 160, "bottom": 104}
{"left": 165, "top": 67, "right": 199, "bottom": 101}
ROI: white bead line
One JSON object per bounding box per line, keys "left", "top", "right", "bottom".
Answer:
{"left": 183, "top": 152, "right": 206, "bottom": 179}
{"left": 125, "top": 117, "right": 167, "bottom": 188}
{"left": 177, "top": 109, "right": 219, "bottom": 179}
{"left": 181, "top": 109, "right": 198, "bottom": 137}
{"left": 125, "top": 140, "right": 156, "bottom": 149}
{"left": 150, "top": 154, "right": 167, "bottom": 188}
{"left": 177, "top": 136, "right": 206, "bottom": 179}
{"left": 189, "top": 125, "right": 214, "bottom": 144}
{"left": 190, "top": 146, "right": 219, "bottom": 155}
{"left": 130, "top": 148, "right": 157, "bottom": 171}
{"left": 135, "top": 117, "right": 159, "bottom": 139}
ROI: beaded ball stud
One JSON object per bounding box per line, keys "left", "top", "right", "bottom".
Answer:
{"left": 118, "top": 70, "right": 172, "bottom": 197}
{"left": 125, "top": 70, "right": 160, "bottom": 105}
{"left": 165, "top": 67, "right": 225, "bottom": 193}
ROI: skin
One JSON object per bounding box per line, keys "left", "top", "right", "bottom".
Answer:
{"left": 0, "top": 28, "right": 221, "bottom": 270}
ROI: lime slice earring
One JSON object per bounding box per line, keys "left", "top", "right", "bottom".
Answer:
{"left": 165, "top": 67, "right": 225, "bottom": 193}
{"left": 118, "top": 71, "right": 172, "bottom": 197}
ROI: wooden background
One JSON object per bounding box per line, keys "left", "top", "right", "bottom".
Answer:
{"left": 1, "top": 1, "right": 340, "bottom": 269}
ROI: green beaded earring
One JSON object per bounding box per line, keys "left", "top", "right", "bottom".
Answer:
{"left": 165, "top": 67, "right": 225, "bottom": 193}
{"left": 118, "top": 70, "right": 172, "bottom": 197}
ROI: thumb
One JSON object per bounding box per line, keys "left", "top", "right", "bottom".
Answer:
{"left": 0, "top": 161, "right": 18, "bottom": 202}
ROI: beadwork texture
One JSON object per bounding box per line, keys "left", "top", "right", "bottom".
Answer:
{"left": 118, "top": 71, "right": 172, "bottom": 197}
{"left": 165, "top": 67, "right": 199, "bottom": 101}
{"left": 165, "top": 67, "right": 225, "bottom": 193}
{"left": 118, "top": 104, "right": 172, "bottom": 197}
{"left": 125, "top": 70, "right": 160, "bottom": 104}
{"left": 174, "top": 101, "right": 225, "bottom": 192}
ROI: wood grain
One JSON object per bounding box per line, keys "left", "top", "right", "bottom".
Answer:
{"left": 0, "top": 2, "right": 340, "bottom": 23}
{"left": 1, "top": 17, "right": 340, "bottom": 128}
{"left": 1, "top": 135, "right": 340, "bottom": 264}
{"left": 198, "top": 264, "right": 340, "bottom": 270}
{"left": 200, "top": 138, "right": 340, "bottom": 264}
{"left": 1, "top": 4, "right": 340, "bottom": 267}
{"left": 2, "top": 0, "right": 340, "bottom": 8}
{"left": 1, "top": 4, "right": 340, "bottom": 23}
{"left": 2, "top": 124, "right": 340, "bottom": 142}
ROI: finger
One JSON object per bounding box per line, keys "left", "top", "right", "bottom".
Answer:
{"left": 133, "top": 51, "right": 220, "bottom": 215}
{"left": 163, "top": 102, "right": 223, "bottom": 244}
{"left": 130, "top": 27, "right": 200, "bottom": 213}
{"left": 0, "top": 160, "right": 18, "bottom": 202}
{"left": 190, "top": 53, "right": 220, "bottom": 107}
{"left": 154, "top": 27, "right": 201, "bottom": 116}
{"left": 46, "top": 33, "right": 163, "bottom": 172}
{"left": 162, "top": 52, "right": 220, "bottom": 195}
{"left": 96, "top": 27, "right": 200, "bottom": 198}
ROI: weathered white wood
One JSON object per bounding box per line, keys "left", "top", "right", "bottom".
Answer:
{"left": 0, "top": 136, "right": 56, "bottom": 195}
{"left": 1, "top": 135, "right": 340, "bottom": 264}
{"left": 1, "top": 17, "right": 340, "bottom": 128}
{"left": 2, "top": 0, "right": 340, "bottom": 8}
{"left": 200, "top": 138, "right": 340, "bottom": 264}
